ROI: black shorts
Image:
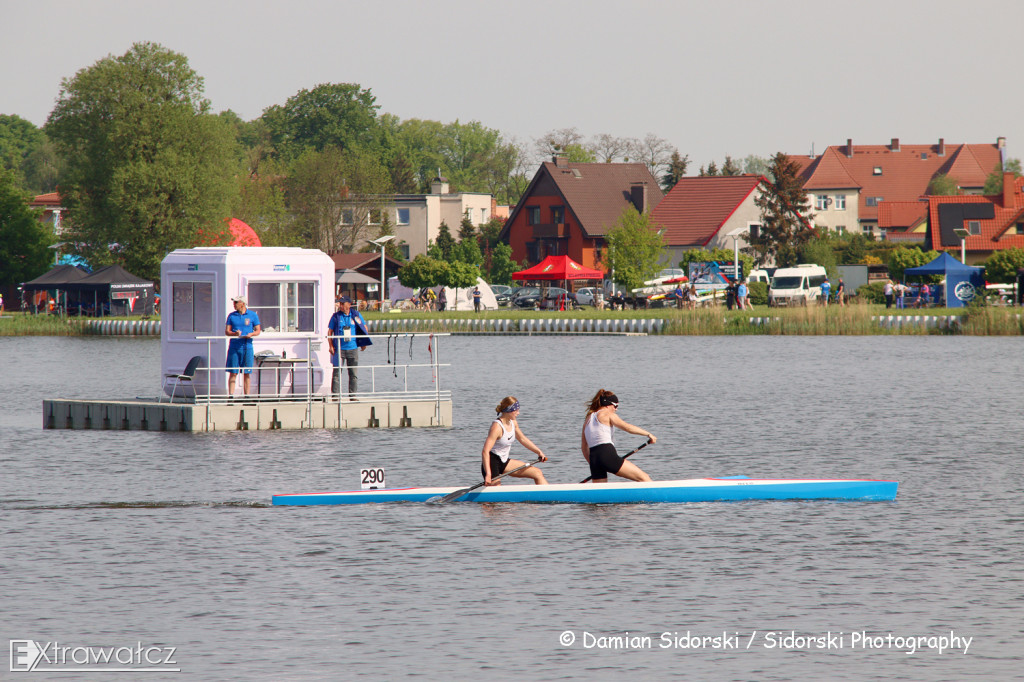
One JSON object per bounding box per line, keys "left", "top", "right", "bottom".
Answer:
{"left": 588, "top": 443, "right": 624, "bottom": 479}
{"left": 481, "top": 452, "right": 509, "bottom": 479}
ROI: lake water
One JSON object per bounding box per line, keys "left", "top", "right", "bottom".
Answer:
{"left": 1, "top": 334, "right": 1021, "bottom": 680}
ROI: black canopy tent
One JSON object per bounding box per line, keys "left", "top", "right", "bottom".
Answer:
{"left": 21, "top": 264, "right": 90, "bottom": 313}
{"left": 64, "top": 265, "right": 156, "bottom": 316}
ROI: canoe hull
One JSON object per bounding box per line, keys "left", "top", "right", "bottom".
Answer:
{"left": 271, "top": 478, "right": 898, "bottom": 506}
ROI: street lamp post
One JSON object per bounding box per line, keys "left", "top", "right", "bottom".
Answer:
{"left": 369, "top": 235, "right": 396, "bottom": 311}
{"left": 953, "top": 227, "right": 969, "bottom": 264}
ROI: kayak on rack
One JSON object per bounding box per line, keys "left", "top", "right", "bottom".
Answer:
{"left": 271, "top": 476, "right": 898, "bottom": 506}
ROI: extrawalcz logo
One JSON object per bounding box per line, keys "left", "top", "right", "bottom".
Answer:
{"left": 10, "top": 639, "right": 179, "bottom": 673}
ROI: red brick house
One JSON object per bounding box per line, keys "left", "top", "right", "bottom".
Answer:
{"left": 500, "top": 158, "right": 663, "bottom": 269}
{"left": 925, "top": 172, "right": 1024, "bottom": 265}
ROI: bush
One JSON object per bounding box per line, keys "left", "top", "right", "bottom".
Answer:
{"left": 857, "top": 282, "right": 886, "bottom": 304}
{"left": 748, "top": 281, "right": 768, "bottom": 306}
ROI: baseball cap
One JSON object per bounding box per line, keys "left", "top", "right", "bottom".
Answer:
{"left": 337, "top": 296, "right": 352, "bottom": 303}
{"left": 231, "top": 296, "right": 246, "bottom": 304}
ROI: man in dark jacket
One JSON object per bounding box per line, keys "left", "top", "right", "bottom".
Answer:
{"left": 327, "top": 296, "right": 372, "bottom": 400}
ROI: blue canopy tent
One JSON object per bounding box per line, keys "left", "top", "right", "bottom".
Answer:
{"left": 904, "top": 252, "right": 984, "bottom": 308}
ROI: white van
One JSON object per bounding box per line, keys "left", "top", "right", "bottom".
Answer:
{"left": 748, "top": 269, "right": 771, "bottom": 284}
{"left": 768, "top": 264, "right": 828, "bottom": 307}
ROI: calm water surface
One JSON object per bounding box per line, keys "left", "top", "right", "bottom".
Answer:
{"left": 1, "top": 335, "right": 1022, "bottom": 680}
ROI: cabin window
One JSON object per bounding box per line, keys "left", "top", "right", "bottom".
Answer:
{"left": 551, "top": 205, "right": 565, "bottom": 223}
{"left": 526, "top": 207, "right": 541, "bottom": 225}
{"left": 172, "top": 282, "right": 213, "bottom": 333}
{"left": 248, "top": 281, "right": 316, "bottom": 333}
{"left": 396, "top": 208, "right": 410, "bottom": 225}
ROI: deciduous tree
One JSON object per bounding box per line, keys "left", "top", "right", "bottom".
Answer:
{"left": 886, "top": 246, "right": 938, "bottom": 281}
{"left": 602, "top": 207, "right": 665, "bottom": 291}
{"left": 46, "top": 42, "right": 237, "bottom": 280}
{"left": 262, "top": 82, "right": 380, "bottom": 159}
{"left": 0, "top": 167, "right": 52, "bottom": 286}
{"left": 982, "top": 247, "right": 1024, "bottom": 283}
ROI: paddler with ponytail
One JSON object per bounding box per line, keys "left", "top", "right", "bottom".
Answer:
{"left": 582, "top": 389, "right": 656, "bottom": 483}
{"left": 481, "top": 397, "right": 548, "bottom": 486}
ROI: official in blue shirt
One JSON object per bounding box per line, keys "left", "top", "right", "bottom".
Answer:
{"left": 327, "top": 296, "right": 371, "bottom": 399}
{"left": 225, "top": 295, "right": 261, "bottom": 395}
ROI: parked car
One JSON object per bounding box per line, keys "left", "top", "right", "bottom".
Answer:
{"left": 541, "top": 287, "right": 574, "bottom": 310}
{"left": 490, "top": 284, "right": 512, "bottom": 298}
{"left": 513, "top": 287, "right": 571, "bottom": 309}
{"left": 496, "top": 286, "right": 528, "bottom": 306}
{"left": 510, "top": 287, "right": 542, "bottom": 308}
{"left": 575, "top": 287, "right": 599, "bottom": 306}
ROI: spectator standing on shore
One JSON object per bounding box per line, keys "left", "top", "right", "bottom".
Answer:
{"left": 674, "top": 283, "right": 684, "bottom": 309}
{"left": 884, "top": 280, "right": 894, "bottom": 308}
{"left": 438, "top": 287, "right": 447, "bottom": 312}
{"left": 895, "top": 282, "right": 906, "bottom": 309}
{"left": 688, "top": 284, "right": 698, "bottom": 310}
{"left": 737, "top": 280, "right": 749, "bottom": 310}
{"left": 819, "top": 278, "right": 831, "bottom": 306}
{"left": 835, "top": 279, "right": 846, "bottom": 307}
{"left": 225, "top": 296, "right": 261, "bottom": 396}
{"left": 472, "top": 286, "right": 481, "bottom": 312}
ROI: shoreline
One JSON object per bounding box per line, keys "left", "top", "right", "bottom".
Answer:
{"left": 2, "top": 306, "right": 1022, "bottom": 336}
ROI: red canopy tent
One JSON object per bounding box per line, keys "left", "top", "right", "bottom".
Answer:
{"left": 511, "top": 255, "right": 604, "bottom": 311}
{"left": 511, "top": 255, "right": 604, "bottom": 281}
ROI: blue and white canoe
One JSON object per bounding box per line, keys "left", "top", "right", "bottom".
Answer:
{"left": 272, "top": 477, "right": 898, "bottom": 506}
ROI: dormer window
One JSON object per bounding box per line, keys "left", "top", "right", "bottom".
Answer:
{"left": 873, "top": 166, "right": 883, "bottom": 175}
{"left": 968, "top": 221, "right": 981, "bottom": 235}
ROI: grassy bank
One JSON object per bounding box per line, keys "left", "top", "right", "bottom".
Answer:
{"left": 2, "top": 306, "right": 1021, "bottom": 336}
{"left": 363, "top": 304, "right": 1024, "bottom": 336}
{"left": 0, "top": 313, "right": 157, "bottom": 336}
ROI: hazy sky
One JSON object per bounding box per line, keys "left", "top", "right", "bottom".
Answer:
{"left": 3, "top": 0, "right": 1021, "bottom": 168}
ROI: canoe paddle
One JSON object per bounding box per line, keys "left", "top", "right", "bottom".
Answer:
{"left": 430, "top": 457, "right": 544, "bottom": 504}
{"left": 579, "top": 441, "right": 650, "bottom": 484}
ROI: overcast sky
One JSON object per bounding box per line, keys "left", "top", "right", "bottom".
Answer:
{"left": 3, "top": 0, "right": 1021, "bottom": 168}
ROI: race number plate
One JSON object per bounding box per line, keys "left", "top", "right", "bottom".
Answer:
{"left": 360, "top": 467, "right": 386, "bottom": 490}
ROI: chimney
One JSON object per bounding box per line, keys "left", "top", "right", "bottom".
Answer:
{"left": 937, "top": 138, "right": 945, "bottom": 157}
{"left": 430, "top": 175, "right": 449, "bottom": 194}
{"left": 553, "top": 155, "right": 568, "bottom": 168}
{"left": 890, "top": 138, "right": 900, "bottom": 152}
{"left": 630, "top": 182, "right": 649, "bottom": 213}
{"left": 997, "top": 136, "right": 1006, "bottom": 149}
{"left": 846, "top": 139, "right": 853, "bottom": 158}
{"left": 1003, "top": 171, "right": 1015, "bottom": 207}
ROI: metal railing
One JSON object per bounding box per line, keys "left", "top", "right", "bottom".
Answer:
{"left": 166, "top": 333, "right": 450, "bottom": 427}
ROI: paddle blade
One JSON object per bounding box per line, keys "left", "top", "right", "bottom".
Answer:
{"left": 428, "top": 487, "right": 472, "bottom": 504}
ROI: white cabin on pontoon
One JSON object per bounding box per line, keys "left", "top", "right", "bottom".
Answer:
{"left": 160, "top": 247, "right": 335, "bottom": 398}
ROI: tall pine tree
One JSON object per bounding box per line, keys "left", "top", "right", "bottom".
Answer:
{"left": 753, "top": 153, "right": 814, "bottom": 267}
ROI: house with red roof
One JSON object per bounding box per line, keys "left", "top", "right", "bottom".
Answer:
{"left": 925, "top": 172, "right": 1024, "bottom": 265}
{"left": 648, "top": 175, "right": 768, "bottom": 265}
{"left": 500, "top": 157, "right": 664, "bottom": 269}
{"left": 30, "top": 192, "right": 65, "bottom": 234}
{"left": 791, "top": 137, "right": 1005, "bottom": 237}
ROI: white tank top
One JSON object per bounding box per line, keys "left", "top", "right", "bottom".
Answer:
{"left": 490, "top": 417, "right": 515, "bottom": 462}
{"left": 584, "top": 411, "right": 614, "bottom": 448}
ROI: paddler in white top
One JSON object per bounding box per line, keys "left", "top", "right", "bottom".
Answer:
{"left": 582, "top": 389, "right": 656, "bottom": 483}
{"left": 481, "top": 396, "right": 548, "bottom": 486}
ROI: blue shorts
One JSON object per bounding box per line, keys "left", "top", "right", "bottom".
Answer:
{"left": 226, "top": 343, "right": 254, "bottom": 374}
